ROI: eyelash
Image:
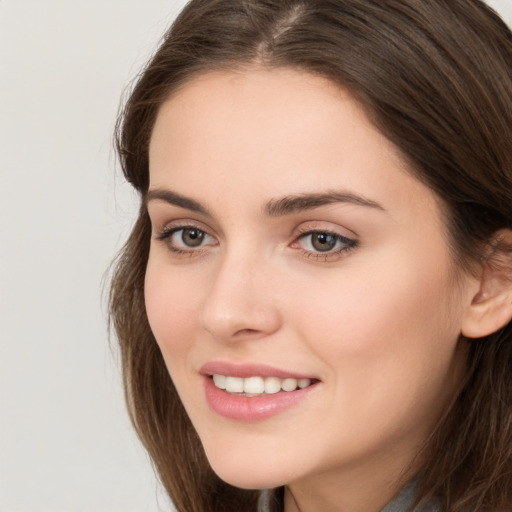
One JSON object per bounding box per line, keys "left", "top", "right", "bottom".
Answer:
{"left": 292, "top": 228, "right": 358, "bottom": 261}
{"left": 155, "top": 224, "right": 358, "bottom": 261}
{"left": 156, "top": 224, "right": 217, "bottom": 256}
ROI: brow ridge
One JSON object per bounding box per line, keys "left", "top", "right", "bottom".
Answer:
{"left": 146, "top": 189, "right": 210, "bottom": 216}
{"left": 146, "top": 188, "right": 384, "bottom": 218}
{"left": 265, "top": 191, "right": 385, "bottom": 217}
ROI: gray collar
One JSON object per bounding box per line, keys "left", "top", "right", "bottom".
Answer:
{"left": 381, "top": 482, "right": 438, "bottom": 512}
{"left": 258, "top": 482, "right": 439, "bottom": 512}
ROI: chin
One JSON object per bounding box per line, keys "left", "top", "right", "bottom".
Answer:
{"left": 204, "top": 447, "right": 295, "bottom": 490}
{"left": 209, "top": 460, "right": 288, "bottom": 490}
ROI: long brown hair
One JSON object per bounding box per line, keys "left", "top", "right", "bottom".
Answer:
{"left": 110, "top": 1, "right": 512, "bottom": 510}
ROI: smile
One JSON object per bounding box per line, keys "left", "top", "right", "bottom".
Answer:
{"left": 212, "top": 374, "right": 312, "bottom": 396}
{"left": 200, "top": 362, "right": 320, "bottom": 420}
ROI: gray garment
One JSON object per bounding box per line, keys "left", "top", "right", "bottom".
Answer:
{"left": 258, "top": 481, "right": 439, "bottom": 512}
{"left": 381, "top": 482, "right": 439, "bottom": 512}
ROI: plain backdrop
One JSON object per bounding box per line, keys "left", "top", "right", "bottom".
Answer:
{"left": 1, "top": 1, "right": 511, "bottom": 511}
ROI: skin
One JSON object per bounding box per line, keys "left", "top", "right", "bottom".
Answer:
{"left": 145, "top": 68, "right": 480, "bottom": 512}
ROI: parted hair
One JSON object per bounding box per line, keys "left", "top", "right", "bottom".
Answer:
{"left": 110, "top": 1, "right": 512, "bottom": 510}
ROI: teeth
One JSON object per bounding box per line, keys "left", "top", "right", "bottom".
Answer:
{"left": 225, "top": 376, "right": 244, "bottom": 393}
{"left": 298, "top": 378, "right": 311, "bottom": 389}
{"left": 213, "top": 374, "right": 226, "bottom": 389}
{"left": 212, "top": 375, "right": 312, "bottom": 395}
{"left": 282, "top": 378, "right": 298, "bottom": 392}
{"left": 264, "top": 377, "right": 281, "bottom": 394}
{"left": 244, "top": 376, "right": 265, "bottom": 394}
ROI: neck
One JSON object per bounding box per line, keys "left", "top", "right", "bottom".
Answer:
{"left": 283, "top": 443, "right": 422, "bottom": 512}
{"left": 284, "top": 473, "right": 410, "bottom": 512}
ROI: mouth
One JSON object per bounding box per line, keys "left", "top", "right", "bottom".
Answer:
{"left": 200, "top": 362, "right": 319, "bottom": 420}
{"left": 211, "top": 374, "right": 314, "bottom": 397}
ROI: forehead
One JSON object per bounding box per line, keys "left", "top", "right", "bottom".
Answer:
{"left": 150, "top": 68, "right": 374, "bottom": 150}
{"left": 148, "top": 67, "right": 437, "bottom": 220}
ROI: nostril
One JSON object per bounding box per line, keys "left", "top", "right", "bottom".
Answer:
{"left": 235, "top": 328, "right": 259, "bottom": 336}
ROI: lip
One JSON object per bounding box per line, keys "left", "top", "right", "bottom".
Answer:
{"left": 200, "top": 361, "right": 316, "bottom": 380}
{"left": 200, "top": 361, "right": 320, "bottom": 421}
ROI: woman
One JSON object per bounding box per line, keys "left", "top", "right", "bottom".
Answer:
{"left": 110, "top": 1, "right": 512, "bottom": 510}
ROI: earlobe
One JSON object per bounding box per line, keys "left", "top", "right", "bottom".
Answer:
{"left": 461, "top": 230, "right": 512, "bottom": 339}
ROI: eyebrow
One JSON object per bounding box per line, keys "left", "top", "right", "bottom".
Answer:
{"left": 265, "top": 191, "right": 385, "bottom": 216}
{"left": 146, "top": 189, "right": 211, "bottom": 216}
{"left": 146, "top": 188, "right": 385, "bottom": 217}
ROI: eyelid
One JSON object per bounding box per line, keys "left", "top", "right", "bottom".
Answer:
{"left": 153, "top": 219, "right": 218, "bottom": 256}
{"left": 152, "top": 218, "right": 214, "bottom": 238}
{"left": 147, "top": 202, "right": 216, "bottom": 234}
{"left": 151, "top": 217, "right": 358, "bottom": 261}
{"left": 291, "top": 223, "right": 359, "bottom": 261}
{"left": 293, "top": 220, "right": 358, "bottom": 240}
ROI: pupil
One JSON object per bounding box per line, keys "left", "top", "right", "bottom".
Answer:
{"left": 182, "top": 229, "right": 204, "bottom": 247}
{"left": 312, "top": 233, "right": 336, "bottom": 252}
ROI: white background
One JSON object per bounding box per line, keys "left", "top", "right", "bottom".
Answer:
{"left": 1, "top": 1, "right": 511, "bottom": 511}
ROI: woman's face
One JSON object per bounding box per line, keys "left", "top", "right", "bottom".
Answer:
{"left": 145, "top": 68, "right": 477, "bottom": 495}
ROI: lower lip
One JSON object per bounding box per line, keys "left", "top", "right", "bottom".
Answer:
{"left": 203, "top": 377, "right": 318, "bottom": 421}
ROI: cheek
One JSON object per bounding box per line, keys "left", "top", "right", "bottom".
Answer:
{"left": 310, "top": 242, "right": 458, "bottom": 343}
{"left": 144, "top": 257, "right": 202, "bottom": 363}
{"left": 287, "top": 248, "right": 463, "bottom": 407}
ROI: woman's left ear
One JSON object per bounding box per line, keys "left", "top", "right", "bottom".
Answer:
{"left": 461, "top": 229, "right": 512, "bottom": 339}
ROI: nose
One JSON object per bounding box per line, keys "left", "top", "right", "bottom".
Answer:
{"left": 200, "top": 250, "right": 282, "bottom": 343}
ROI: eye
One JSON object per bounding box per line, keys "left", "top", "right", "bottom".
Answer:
{"left": 305, "top": 232, "right": 341, "bottom": 252}
{"left": 176, "top": 227, "right": 206, "bottom": 247}
{"left": 156, "top": 225, "right": 217, "bottom": 253}
{"left": 294, "top": 230, "right": 357, "bottom": 258}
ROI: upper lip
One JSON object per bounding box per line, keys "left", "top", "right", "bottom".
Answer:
{"left": 200, "top": 361, "right": 317, "bottom": 380}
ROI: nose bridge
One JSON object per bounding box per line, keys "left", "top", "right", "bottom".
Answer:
{"left": 200, "top": 242, "right": 281, "bottom": 342}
